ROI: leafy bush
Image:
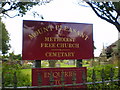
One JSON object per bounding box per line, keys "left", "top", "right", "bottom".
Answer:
{"left": 21, "top": 64, "right": 32, "bottom": 69}
{"left": 2, "top": 60, "right": 31, "bottom": 87}
{"left": 87, "top": 64, "right": 118, "bottom": 81}
{"left": 87, "top": 64, "right": 119, "bottom": 88}
{"left": 16, "top": 70, "right": 31, "bottom": 86}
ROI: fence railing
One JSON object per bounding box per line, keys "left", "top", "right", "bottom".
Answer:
{"left": 2, "top": 68, "right": 120, "bottom": 89}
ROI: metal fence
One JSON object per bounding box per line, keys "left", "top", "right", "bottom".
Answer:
{"left": 2, "top": 68, "right": 120, "bottom": 89}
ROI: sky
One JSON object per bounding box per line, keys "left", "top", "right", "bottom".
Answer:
{"left": 2, "top": 0, "right": 118, "bottom": 57}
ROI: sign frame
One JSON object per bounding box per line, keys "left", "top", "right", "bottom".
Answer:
{"left": 22, "top": 20, "right": 93, "bottom": 60}
{"left": 32, "top": 67, "right": 87, "bottom": 88}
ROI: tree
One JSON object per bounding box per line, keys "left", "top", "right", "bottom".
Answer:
{"left": 3, "top": 52, "right": 22, "bottom": 60}
{"left": 0, "top": 19, "right": 10, "bottom": 54}
{"left": 83, "top": 1, "right": 120, "bottom": 68}
{"left": 105, "top": 45, "right": 113, "bottom": 59}
{"left": 84, "top": 1, "right": 120, "bottom": 32}
{"left": 48, "top": 60, "right": 57, "bottom": 67}
{"left": 1, "top": 1, "right": 52, "bottom": 18}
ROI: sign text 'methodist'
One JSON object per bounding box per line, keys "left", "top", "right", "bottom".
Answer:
{"left": 22, "top": 20, "right": 93, "bottom": 60}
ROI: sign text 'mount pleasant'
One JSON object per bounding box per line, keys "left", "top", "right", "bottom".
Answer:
{"left": 22, "top": 20, "right": 93, "bottom": 60}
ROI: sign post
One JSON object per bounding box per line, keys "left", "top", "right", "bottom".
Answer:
{"left": 76, "top": 59, "right": 82, "bottom": 67}
{"left": 35, "top": 60, "right": 41, "bottom": 68}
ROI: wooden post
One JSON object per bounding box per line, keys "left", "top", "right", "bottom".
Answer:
{"left": 117, "top": 33, "right": 120, "bottom": 86}
{"left": 2, "top": 72, "right": 4, "bottom": 89}
{"left": 76, "top": 59, "right": 82, "bottom": 67}
{"left": 13, "top": 72, "right": 17, "bottom": 89}
{"left": 35, "top": 60, "right": 41, "bottom": 68}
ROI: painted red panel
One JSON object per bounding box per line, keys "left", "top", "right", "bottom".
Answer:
{"left": 22, "top": 20, "right": 93, "bottom": 60}
{"left": 32, "top": 67, "right": 87, "bottom": 89}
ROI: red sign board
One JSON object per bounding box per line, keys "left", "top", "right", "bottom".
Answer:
{"left": 22, "top": 20, "right": 93, "bottom": 60}
{"left": 32, "top": 67, "right": 87, "bottom": 89}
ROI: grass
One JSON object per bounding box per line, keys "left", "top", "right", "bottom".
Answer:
{"left": 83, "top": 64, "right": 90, "bottom": 67}
{"left": 60, "top": 63, "right": 90, "bottom": 67}
{"left": 60, "top": 63, "right": 76, "bottom": 67}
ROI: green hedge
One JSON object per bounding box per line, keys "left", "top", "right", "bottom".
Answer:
{"left": 3, "top": 60, "right": 31, "bottom": 87}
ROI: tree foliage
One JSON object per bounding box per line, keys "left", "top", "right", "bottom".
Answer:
{"left": 84, "top": 1, "right": 120, "bottom": 32}
{"left": 0, "top": 19, "right": 10, "bottom": 54}
{"left": 0, "top": 1, "right": 52, "bottom": 54}
{"left": 1, "top": 0, "right": 52, "bottom": 18}
{"left": 3, "top": 52, "right": 22, "bottom": 60}
{"left": 83, "top": 1, "right": 120, "bottom": 68}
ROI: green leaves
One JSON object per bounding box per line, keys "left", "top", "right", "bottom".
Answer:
{"left": 1, "top": 1, "right": 52, "bottom": 18}
{"left": 0, "top": 21, "right": 10, "bottom": 54}
{"left": 2, "top": 60, "right": 31, "bottom": 87}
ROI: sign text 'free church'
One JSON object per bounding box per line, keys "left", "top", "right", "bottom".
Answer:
{"left": 22, "top": 20, "right": 93, "bottom": 60}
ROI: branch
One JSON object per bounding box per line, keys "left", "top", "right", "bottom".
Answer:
{"left": 116, "top": 13, "right": 119, "bottom": 20}
{"left": 1, "top": 1, "right": 53, "bottom": 18}
{"left": 85, "top": 1, "right": 120, "bottom": 32}
{"left": 86, "top": 2, "right": 114, "bottom": 25}
{"left": 2, "top": 5, "right": 14, "bottom": 14}
{"left": 4, "top": 13, "right": 18, "bottom": 18}
{"left": 102, "top": 2, "right": 116, "bottom": 22}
